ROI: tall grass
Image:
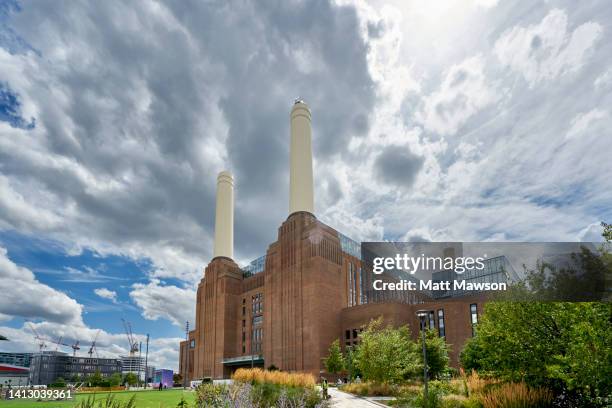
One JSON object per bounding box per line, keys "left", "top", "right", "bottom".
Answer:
{"left": 481, "top": 382, "right": 553, "bottom": 408}
{"left": 460, "top": 368, "right": 497, "bottom": 396}
{"left": 232, "top": 368, "right": 316, "bottom": 388}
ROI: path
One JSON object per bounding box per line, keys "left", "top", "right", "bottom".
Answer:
{"left": 327, "top": 387, "right": 386, "bottom": 407}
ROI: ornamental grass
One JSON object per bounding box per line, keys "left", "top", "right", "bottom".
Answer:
{"left": 232, "top": 368, "right": 316, "bottom": 388}
{"left": 481, "top": 382, "right": 553, "bottom": 408}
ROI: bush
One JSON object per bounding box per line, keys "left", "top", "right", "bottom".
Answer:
{"left": 340, "top": 381, "right": 396, "bottom": 396}
{"left": 198, "top": 376, "right": 326, "bottom": 408}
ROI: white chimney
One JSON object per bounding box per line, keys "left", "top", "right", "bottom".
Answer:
{"left": 213, "top": 171, "right": 234, "bottom": 259}
{"left": 289, "top": 100, "right": 314, "bottom": 215}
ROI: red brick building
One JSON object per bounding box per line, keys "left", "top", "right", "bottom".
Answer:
{"left": 179, "top": 101, "right": 485, "bottom": 381}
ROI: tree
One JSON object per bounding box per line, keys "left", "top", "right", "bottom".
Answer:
{"left": 173, "top": 373, "right": 183, "bottom": 384}
{"left": 422, "top": 329, "right": 450, "bottom": 380}
{"left": 343, "top": 345, "right": 360, "bottom": 381}
{"left": 109, "top": 373, "right": 122, "bottom": 387}
{"left": 324, "top": 339, "right": 344, "bottom": 375}
{"left": 463, "top": 302, "right": 611, "bottom": 402}
{"left": 355, "top": 318, "right": 420, "bottom": 384}
{"left": 602, "top": 222, "right": 612, "bottom": 242}
{"left": 123, "top": 372, "right": 138, "bottom": 386}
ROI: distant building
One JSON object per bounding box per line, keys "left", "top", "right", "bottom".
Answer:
{"left": 120, "top": 356, "right": 145, "bottom": 381}
{"left": 145, "top": 365, "right": 155, "bottom": 383}
{"left": 0, "top": 352, "right": 33, "bottom": 368}
{"left": 29, "top": 352, "right": 121, "bottom": 385}
{"left": 0, "top": 364, "right": 29, "bottom": 387}
{"left": 153, "top": 369, "right": 173, "bottom": 388}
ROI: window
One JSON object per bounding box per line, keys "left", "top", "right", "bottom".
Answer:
{"left": 358, "top": 267, "right": 366, "bottom": 304}
{"left": 470, "top": 303, "right": 478, "bottom": 336}
{"left": 352, "top": 329, "right": 358, "bottom": 339}
{"left": 437, "top": 309, "right": 445, "bottom": 338}
{"left": 345, "top": 330, "right": 350, "bottom": 340}
{"left": 348, "top": 263, "right": 354, "bottom": 306}
{"left": 190, "top": 339, "right": 195, "bottom": 348}
{"left": 428, "top": 311, "right": 436, "bottom": 329}
{"left": 253, "top": 315, "right": 263, "bottom": 325}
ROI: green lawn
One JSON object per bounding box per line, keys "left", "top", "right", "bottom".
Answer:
{"left": 0, "top": 389, "right": 195, "bottom": 408}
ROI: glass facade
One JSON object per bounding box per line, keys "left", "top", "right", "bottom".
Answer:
{"left": 242, "top": 255, "right": 266, "bottom": 277}
{"left": 431, "top": 256, "right": 516, "bottom": 298}
{"left": 339, "top": 233, "right": 361, "bottom": 259}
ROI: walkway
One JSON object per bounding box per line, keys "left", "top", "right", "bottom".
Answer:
{"left": 327, "top": 387, "right": 386, "bottom": 407}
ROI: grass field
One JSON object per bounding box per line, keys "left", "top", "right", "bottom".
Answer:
{"left": 0, "top": 389, "right": 196, "bottom": 408}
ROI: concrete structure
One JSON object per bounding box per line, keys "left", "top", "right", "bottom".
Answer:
{"left": 213, "top": 171, "right": 234, "bottom": 259}
{"left": 289, "top": 100, "right": 314, "bottom": 215}
{"left": 179, "top": 101, "right": 490, "bottom": 380}
{"left": 29, "top": 352, "right": 121, "bottom": 385}
{"left": 120, "top": 355, "right": 146, "bottom": 381}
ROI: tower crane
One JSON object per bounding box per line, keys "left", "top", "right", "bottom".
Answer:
{"left": 88, "top": 330, "right": 100, "bottom": 358}
{"left": 121, "top": 319, "right": 139, "bottom": 356}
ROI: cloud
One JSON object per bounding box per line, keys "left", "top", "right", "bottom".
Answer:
{"left": 0, "top": 322, "right": 183, "bottom": 371}
{"left": 566, "top": 108, "right": 608, "bottom": 139}
{"left": 494, "top": 9, "right": 602, "bottom": 86}
{"left": 416, "top": 55, "right": 497, "bottom": 135}
{"left": 374, "top": 144, "right": 424, "bottom": 188}
{"left": 0, "top": 246, "right": 83, "bottom": 325}
{"left": 577, "top": 222, "right": 604, "bottom": 242}
{"left": 94, "top": 288, "right": 118, "bottom": 303}
{"left": 0, "top": 0, "right": 376, "bottom": 282}
{"left": 130, "top": 280, "right": 195, "bottom": 327}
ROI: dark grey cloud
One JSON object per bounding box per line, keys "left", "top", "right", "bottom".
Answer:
{"left": 0, "top": 0, "right": 375, "bottom": 274}
{"left": 374, "top": 145, "right": 424, "bottom": 189}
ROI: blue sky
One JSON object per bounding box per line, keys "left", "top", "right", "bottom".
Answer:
{"left": 0, "top": 0, "right": 611, "bottom": 371}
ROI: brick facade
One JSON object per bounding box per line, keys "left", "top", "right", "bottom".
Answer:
{"left": 179, "top": 213, "right": 486, "bottom": 380}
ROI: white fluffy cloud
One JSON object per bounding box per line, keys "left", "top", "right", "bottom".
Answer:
{"left": 94, "top": 288, "right": 118, "bottom": 303}
{"left": 494, "top": 9, "right": 602, "bottom": 86}
{"left": 0, "top": 246, "right": 83, "bottom": 325}
{"left": 417, "top": 55, "right": 497, "bottom": 136}
{"left": 130, "top": 280, "right": 195, "bottom": 328}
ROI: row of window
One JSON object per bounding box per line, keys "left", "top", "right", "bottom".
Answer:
{"left": 420, "top": 304, "right": 478, "bottom": 338}
{"left": 348, "top": 263, "right": 364, "bottom": 307}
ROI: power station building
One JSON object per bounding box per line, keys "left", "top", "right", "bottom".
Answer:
{"left": 179, "top": 101, "right": 488, "bottom": 381}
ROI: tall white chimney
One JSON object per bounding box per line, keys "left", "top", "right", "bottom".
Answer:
{"left": 289, "top": 100, "right": 314, "bottom": 215}
{"left": 213, "top": 171, "right": 234, "bottom": 259}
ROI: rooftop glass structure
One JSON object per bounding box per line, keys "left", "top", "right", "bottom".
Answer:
{"left": 431, "top": 255, "right": 517, "bottom": 298}
{"left": 339, "top": 232, "right": 361, "bottom": 259}
{"left": 242, "top": 255, "right": 266, "bottom": 277}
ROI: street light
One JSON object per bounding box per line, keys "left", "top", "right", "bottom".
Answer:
{"left": 416, "top": 310, "right": 431, "bottom": 408}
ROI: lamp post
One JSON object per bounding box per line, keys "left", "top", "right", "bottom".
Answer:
{"left": 416, "top": 310, "right": 431, "bottom": 408}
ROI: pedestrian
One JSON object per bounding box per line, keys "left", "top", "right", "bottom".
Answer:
{"left": 320, "top": 377, "right": 328, "bottom": 400}
{"left": 158, "top": 382, "right": 162, "bottom": 391}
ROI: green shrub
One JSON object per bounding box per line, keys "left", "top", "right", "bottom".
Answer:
{"left": 195, "top": 383, "right": 229, "bottom": 407}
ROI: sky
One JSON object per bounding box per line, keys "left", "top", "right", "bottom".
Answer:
{"left": 0, "top": 0, "right": 611, "bottom": 371}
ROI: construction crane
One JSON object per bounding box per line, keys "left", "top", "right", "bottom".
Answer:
{"left": 121, "top": 319, "right": 139, "bottom": 356}
{"left": 26, "top": 322, "right": 81, "bottom": 356}
{"left": 88, "top": 330, "right": 100, "bottom": 358}
{"left": 26, "top": 321, "right": 48, "bottom": 354}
